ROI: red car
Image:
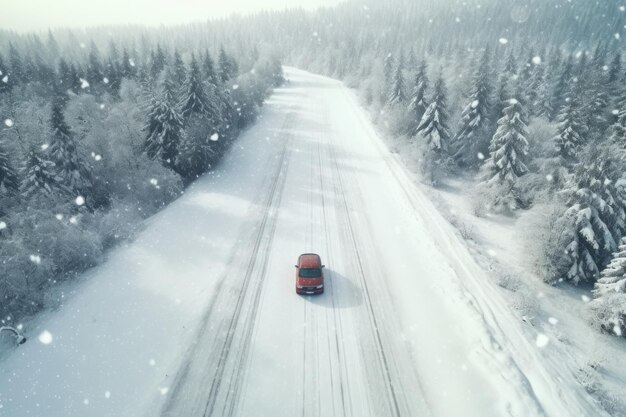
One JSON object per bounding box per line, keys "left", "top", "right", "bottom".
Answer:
{"left": 295, "top": 253, "right": 325, "bottom": 294}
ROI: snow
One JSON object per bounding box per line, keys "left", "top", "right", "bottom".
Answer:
{"left": 29, "top": 254, "right": 41, "bottom": 264}
{"left": 499, "top": 37, "right": 509, "bottom": 44}
{"left": 2, "top": 75, "right": 7, "bottom": 83}
{"left": 532, "top": 56, "right": 542, "bottom": 65}
{"left": 209, "top": 132, "right": 219, "bottom": 141}
{"left": 0, "top": 221, "right": 6, "bottom": 230}
{"left": 80, "top": 78, "right": 90, "bottom": 89}
{"left": 75, "top": 196, "right": 85, "bottom": 206}
{"left": 0, "top": 68, "right": 612, "bottom": 417}
{"left": 37, "top": 330, "right": 53, "bottom": 345}
{"left": 4, "top": 119, "right": 13, "bottom": 127}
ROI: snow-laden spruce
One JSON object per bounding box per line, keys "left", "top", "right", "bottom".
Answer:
{"left": 483, "top": 98, "right": 529, "bottom": 183}
{"left": 554, "top": 91, "right": 587, "bottom": 161}
{"left": 20, "top": 144, "right": 63, "bottom": 200}
{"left": 387, "top": 59, "right": 406, "bottom": 106}
{"left": 563, "top": 151, "right": 625, "bottom": 284}
{"left": 415, "top": 74, "right": 450, "bottom": 153}
{"left": 590, "top": 236, "right": 626, "bottom": 337}
{"left": 144, "top": 69, "right": 184, "bottom": 172}
{"left": 452, "top": 48, "right": 493, "bottom": 168}
{"left": 48, "top": 99, "right": 93, "bottom": 198}
{"left": 408, "top": 60, "right": 428, "bottom": 136}
{"left": 0, "top": 138, "right": 19, "bottom": 196}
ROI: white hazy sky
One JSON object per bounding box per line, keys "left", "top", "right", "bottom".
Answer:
{"left": 1, "top": 0, "right": 346, "bottom": 32}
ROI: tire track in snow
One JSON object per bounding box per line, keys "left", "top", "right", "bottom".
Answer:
{"left": 160, "top": 112, "right": 296, "bottom": 417}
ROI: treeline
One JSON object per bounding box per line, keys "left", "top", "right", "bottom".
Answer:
{"left": 0, "top": 30, "right": 283, "bottom": 324}
{"left": 210, "top": 0, "right": 626, "bottom": 336}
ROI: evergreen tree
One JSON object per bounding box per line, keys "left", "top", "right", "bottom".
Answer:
{"left": 20, "top": 145, "right": 62, "bottom": 200}
{"left": 383, "top": 53, "right": 395, "bottom": 86}
{"left": 172, "top": 50, "right": 187, "bottom": 86}
{"left": 150, "top": 45, "right": 167, "bottom": 78}
{"left": 180, "top": 55, "right": 210, "bottom": 118}
{"left": 591, "top": 236, "right": 626, "bottom": 337}
{"left": 563, "top": 150, "right": 625, "bottom": 284}
{"left": 120, "top": 48, "right": 136, "bottom": 79}
{"left": 548, "top": 55, "right": 573, "bottom": 121}
{"left": 218, "top": 46, "right": 237, "bottom": 82}
{"left": 87, "top": 42, "right": 104, "bottom": 91}
{"left": 415, "top": 74, "right": 450, "bottom": 153}
{"left": 48, "top": 100, "right": 93, "bottom": 198}
{"left": 484, "top": 98, "right": 529, "bottom": 183}
{"left": 408, "top": 60, "right": 429, "bottom": 136}
{"left": 202, "top": 49, "right": 219, "bottom": 86}
{"left": 554, "top": 91, "right": 587, "bottom": 161}
{"left": 387, "top": 61, "right": 406, "bottom": 106}
{"left": 144, "top": 71, "right": 184, "bottom": 171}
{"left": 0, "top": 139, "right": 19, "bottom": 196}
{"left": 8, "top": 43, "right": 24, "bottom": 85}
{"left": 453, "top": 48, "right": 493, "bottom": 168}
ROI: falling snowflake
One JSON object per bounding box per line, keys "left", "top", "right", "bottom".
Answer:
{"left": 210, "top": 133, "right": 219, "bottom": 141}
{"left": 477, "top": 152, "right": 485, "bottom": 160}
{"left": 471, "top": 100, "right": 479, "bottom": 108}
{"left": 94, "top": 154, "right": 102, "bottom": 161}
{"left": 55, "top": 214, "right": 64, "bottom": 221}
{"left": 80, "top": 42, "right": 86, "bottom": 49}
{"left": 103, "top": 77, "right": 109, "bottom": 84}
{"left": 100, "top": 104, "right": 106, "bottom": 109}
{"left": 581, "top": 295, "right": 591, "bottom": 302}
{"left": 150, "top": 178, "right": 158, "bottom": 186}
{"left": 80, "top": 78, "right": 90, "bottom": 89}
{"left": 0, "top": 221, "right": 6, "bottom": 230}
{"left": 615, "top": 325, "right": 623, "bottom": 337}
{"left": 105, "top": 391, "right": 111, "bottom": 399}
{"left": 546, "top": 174, "right": 553, "bottom": 182}
{"left": 129, "top": 59, "right": 136, "bottom": 67}
{"left": 535, "top": 333, "right": 549, "bottom": 348}
{"left": 159, "top": 387, "right": 169, "bottom": 395}
{"left": 532, "top": 56, "right": 542, "bottom": 65}
{"left": 548, "top": 317, "right": 558, "bottom": 325}
{"left": 41, "top": 143, "right": 49, "bottom": 151}
{"left": 38, "top": 330, "right": 53, "bottom": 344}
{"left": 509, "top": 98, "right": 518, "bottom": 105}
{"left": 612, "top": 109, "right": 620, "bottom": 115}
{"left": 75, "top": 196, "right": 85, "bottom": 206}
{"left": 616, "top": 33, "right": 621, "bottom": 40}
{"left": 620, "top": 5, "right": 626, "bottom": 11}
{"left": 69, "top": 216, "right": 78, "bottom": 224}
{"left": 83, "top": 399, "right": 89, "bottom": 405}
{"left": 4, "top": 119, "right": 13, "bottom": 127}
{"left": 498, "top": 38, "right": 509, "bottom": 44}
{"left": 30, "top": 254, "right": 42, "bottom": 264}
{"left": 149, "top": 359, "right": 156, "bottom": 366}
{"left": 1, "top": 75, "right": 7, "bottom": 83}
{"left": 232, "top": 84, "right": 239, "bottom": 90}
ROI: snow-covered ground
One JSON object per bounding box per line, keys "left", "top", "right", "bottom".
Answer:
{"left": 427, "top": 176, "right": 626, "bottom": 416}
{"left": 0, "top": 68, "right": 612, "bottom": 417}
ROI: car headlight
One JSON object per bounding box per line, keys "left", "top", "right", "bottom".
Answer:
{"left": 316, "top": 285, "right": 323, "bottom": 289}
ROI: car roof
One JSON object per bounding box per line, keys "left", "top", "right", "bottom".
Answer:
{"left": 299, "top": 253, "right": 321, "bottom": 268}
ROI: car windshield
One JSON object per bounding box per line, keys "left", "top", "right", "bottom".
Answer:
{"left": 299, "top": 268, "right": 322, "bottom": 278}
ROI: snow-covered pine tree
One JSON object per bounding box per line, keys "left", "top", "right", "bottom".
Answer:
{"left": 383, "top": 53, "right": 395, "bottom": 86}
{"left": 591, "top": 236, "right": 626, "bottom": 337}
{"left": 563, "top": 150, "right": 625, "bottom": 284}
{"left": 554, "top": 91, "right": 587, "bottom": 161}
{"left": 484, "top": 98, "right": 529, "bottom": 183}
{"left": 547, "top": 55, "right": 573, "bottom": 121}
{"left": 87, "top": 42, "right": 103, "bottom": 92}
{"left": 408, "top": 60, "right": 428, "bottom": 135}
{"left": 144, "top": 71, "right": 184, "bottom": 172}
{"left": 218, "top": 46, "right": 236, "bottom": 82}
{"left": 202, "top": 50, "right": 219, "bottom": 86}
{"left": 180, "top": 55, "right": 210, "bottom": 119}
{"left": 0, "top": 139, "right": 18, "bottom": 196}
{"left": 415, "top": 74, "right": 450, "bottom": 153}
{"left": 172, "top": 50, "right": 187, "bottom": 86}
{"left": 452, "top": 47, "right": 493, "bottom": 168}
{"left": 387, "top": 60, "right": 406, "bottom": 106}
{"left": 177, "top": 55, "right": 220, "bottom": 180}
{"left": 150, "top": 45, "right": 167, "bottom": 79}
{"left": 20, "top": 144, "right": 63, "bottom": 200}
{"left": 48, "top": 100, "right": 93, "bottom": 198}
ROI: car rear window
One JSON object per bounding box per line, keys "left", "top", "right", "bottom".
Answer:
{"left": 299, "top": 268, "right": 322, "bottom": 278}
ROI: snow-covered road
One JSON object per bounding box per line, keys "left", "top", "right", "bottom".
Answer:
{"left": 0, "top": 68, "right": 606, "bottom": 417}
